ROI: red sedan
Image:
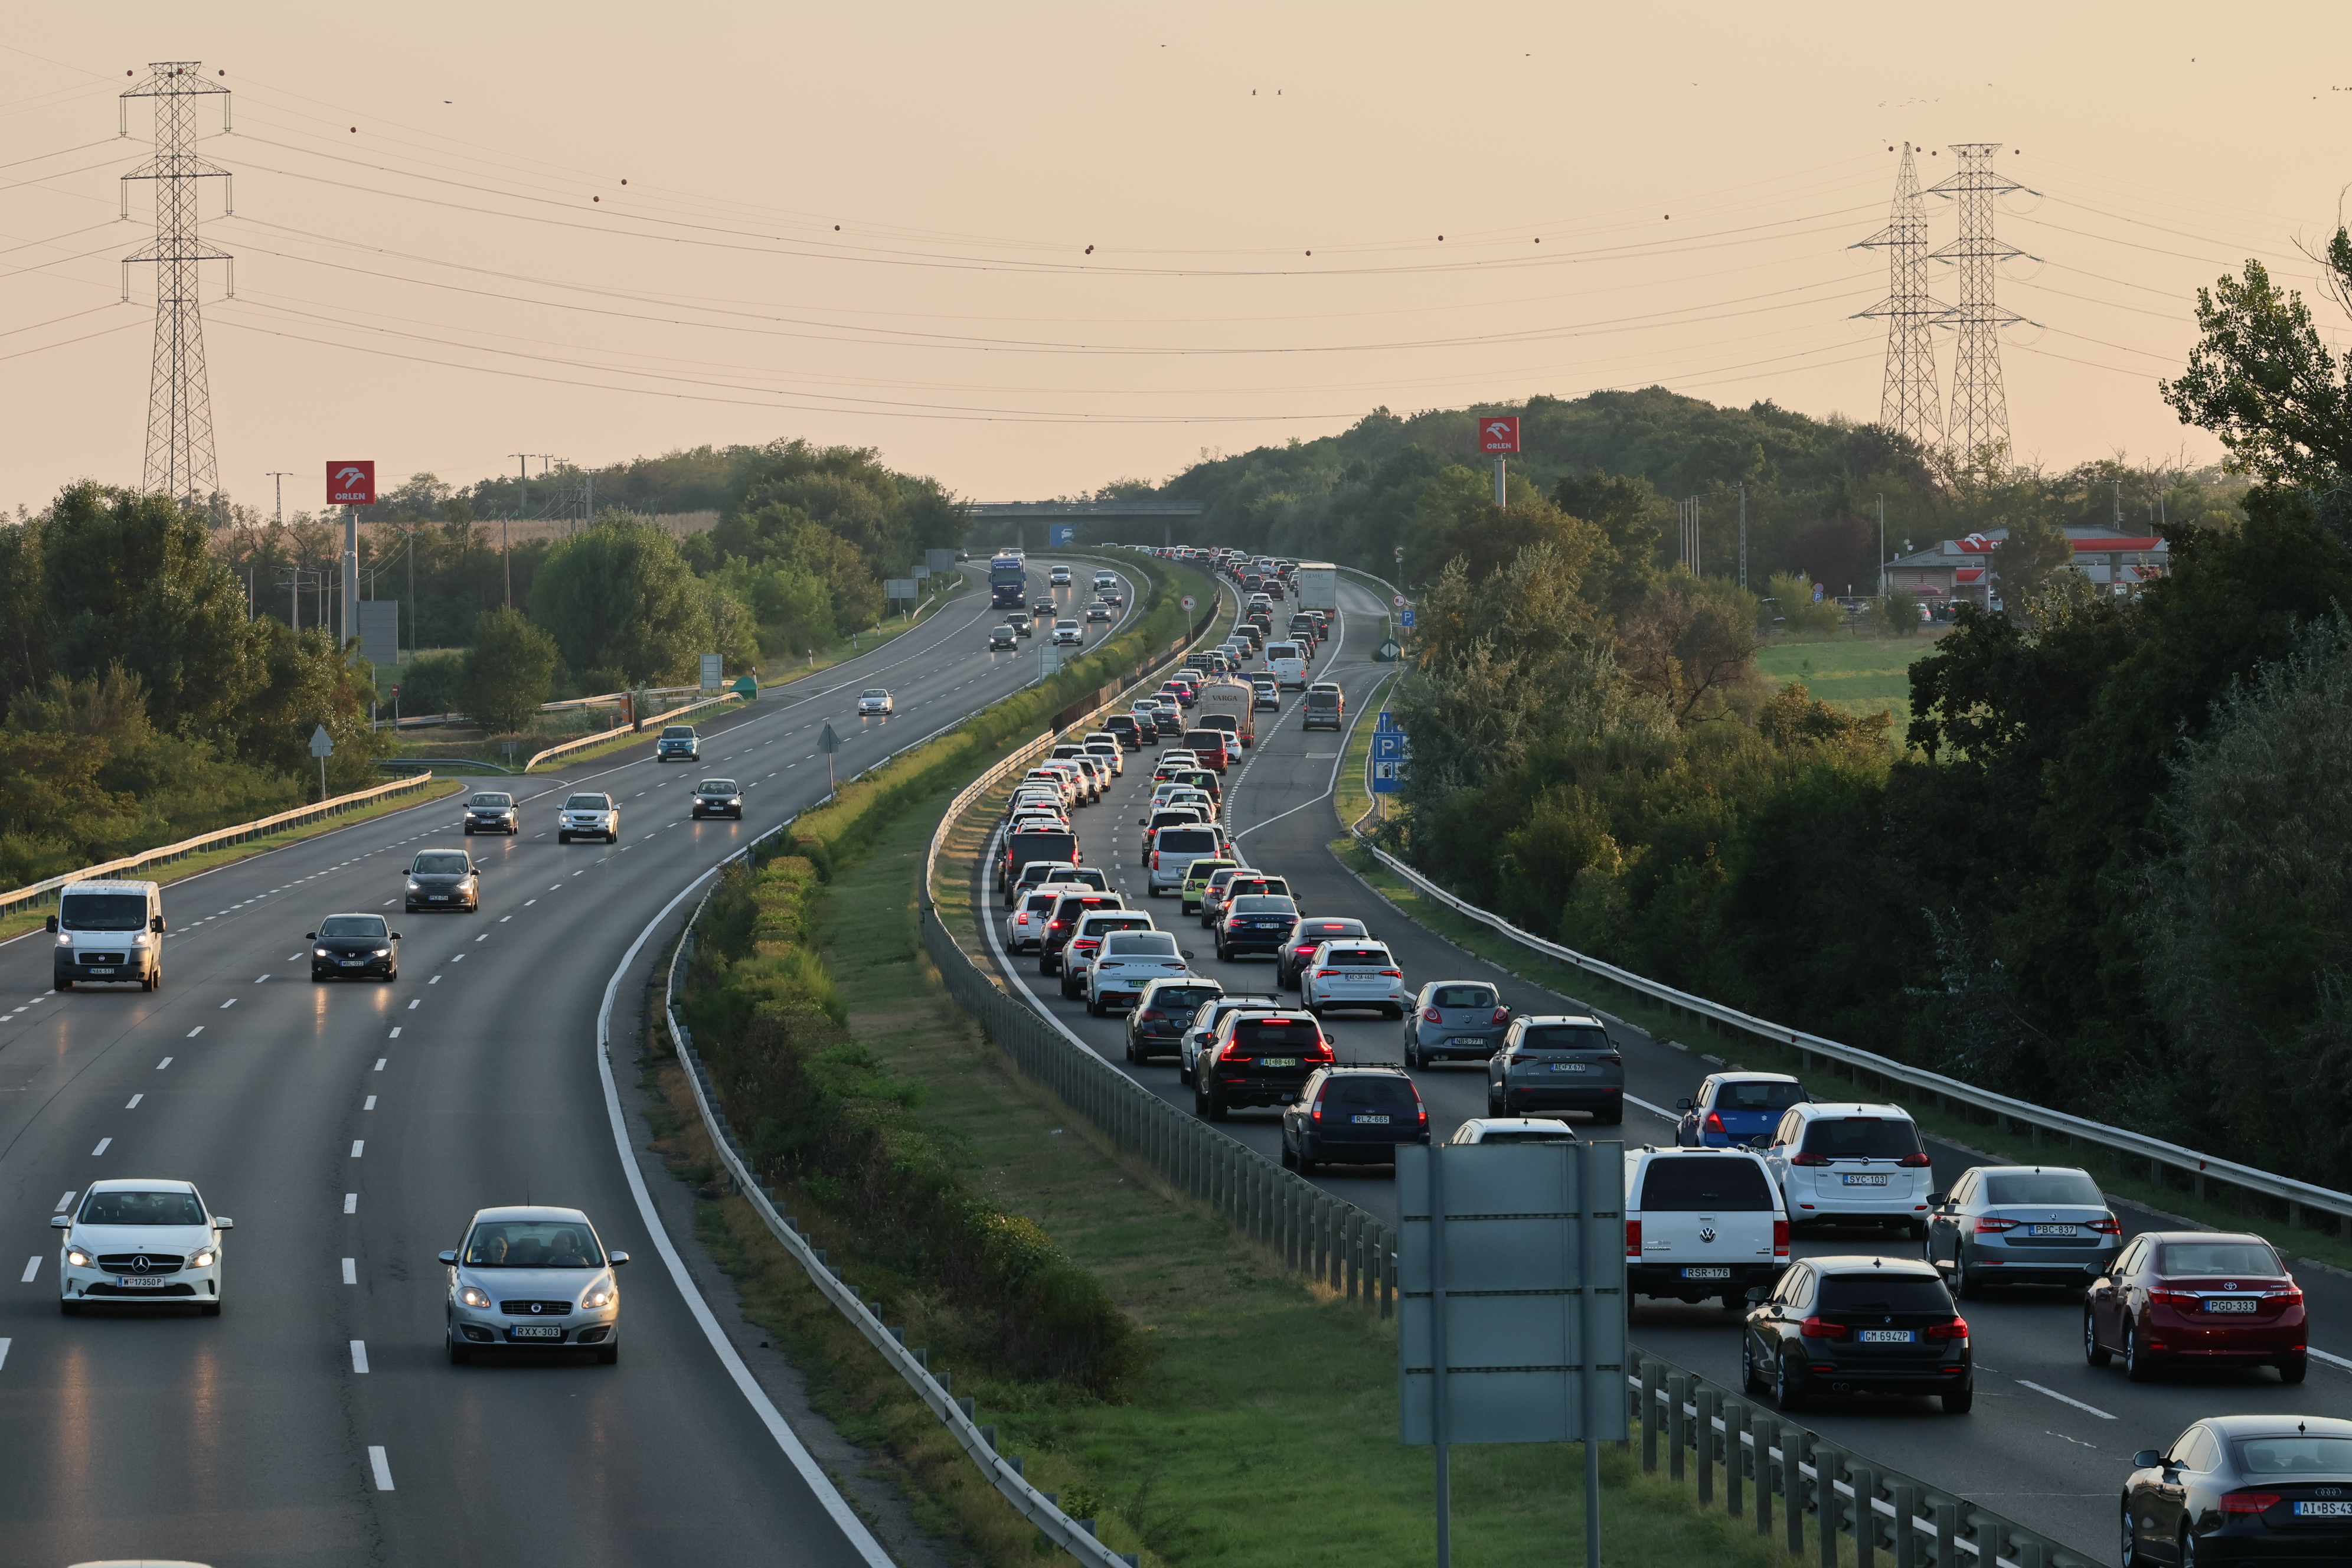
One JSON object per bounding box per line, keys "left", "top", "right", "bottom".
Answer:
{"left": 2085, "top": 1230, "right": 2307, "bottom": 1383}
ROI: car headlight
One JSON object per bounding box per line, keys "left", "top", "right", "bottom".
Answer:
{"left": 371, "top": 948, "right": 390, "bottom": 957}
{"left": 191, "top": 1247, "right": 217, "bottom": 1268}
{"left": 407, "top": 881, "right": 421, "bottom": 891}
{"left": 314, "top": 946, "right": 331, "bottom": 957}
{"left": 67, "top": 1246, "right": 92, "bottom": 1268}
{"left": 56, "top": 932, "right": 71, "bottom": 946}
{"left": 460, "top": 1285, "right": 491, "bottom": 1308}
{"left": 582, "top": 1281, "right": 616, "bottom": 1310}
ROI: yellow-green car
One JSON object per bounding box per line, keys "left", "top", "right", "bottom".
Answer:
{"left": 1180, "top": 857, "right": 1239, "bottom": 916}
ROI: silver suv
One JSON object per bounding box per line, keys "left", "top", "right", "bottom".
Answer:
{"left": 558, "top": 793, "right": 618, "bottom": 844}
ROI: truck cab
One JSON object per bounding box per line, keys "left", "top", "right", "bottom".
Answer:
{"left": 50, "top": 879, "right": 166, "bottom": 991}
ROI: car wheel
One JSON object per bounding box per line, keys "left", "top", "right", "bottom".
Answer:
{"left": 607, "top": 831, "right": 618, "bottom": 844}
{"left": 1488, "top": 1086, "right": 1504, "bottom": 1116}
{"left": 143, "top": 966, "right": 159, "bottom": 992}
{"left": 1941, "top": 1381, "right": 1974, "bottom": 1414}
{"left": 60, "top": 1299, "right": 80, "bottom": 1316}
{"left": 596, "top": 1343, "right": 620, "bottom": 1366}
{"left": 1086, "top": 993, "right": 1102, "bottom": 1017}
{"left": 1742, "top": 1336, "right": 1766, "bottom": 1395}
{"left": 2279, "top": 1353, "right": 2309, "bottom": 1385}
{"left": 1405, "top": 1038, "right": 1422, "bottom": 1071}
{"left": 2083, "top": 1307, "right": 2112, "bottom": 1367}
{"left": 1279, "top": 1138, "right": 1296, "bottom": 1170}
{"left": 464, "top": 826, "right": 474, "bottom": 835}
{"left": 1953, "top": 1248, "right": 1978, "bottom": 1301}
{"left": 2120, "top": 1495, "right": 2139, "bottom": 1567}
{"left": 1595, "top": 1102, "right": 1623, "bottom": 1126}
{"left": 1296, "top": 1146, "right": 1317, "bottom": 1177}
{"left": 54, "top": 976, "right": 71, "bottom": 991}
{"left": 385, "top": 967, "right": 397, "bottom": 982}
{"left": 2124, "top": 1319, "right": 2155, "bottom": 1382}
{"left": 1774, "top": 1353, "right": 1806, "bottom": 1413}
{"left": 449, "top": 1338, "right": 471, "bottom": 1366}
{"left": 559, "top": 832, "right": 570, "bottom": 844}
{"left": 2180, "top": 1527, "right": 2199, "bottom": 1568}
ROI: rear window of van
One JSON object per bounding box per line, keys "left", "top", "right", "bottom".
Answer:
{"left": 1158, "top": 829, "right": 1219, "bottom": 855}
{"left": 1636, "top": 1157, "right": 1776, "bottom": 1211}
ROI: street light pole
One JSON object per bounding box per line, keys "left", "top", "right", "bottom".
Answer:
{"left": 1877, "top": 495, "right": 1887, "bottom": 597}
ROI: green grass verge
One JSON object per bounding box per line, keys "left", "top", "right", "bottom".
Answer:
{"left": 1332, "top": 671, "right": 1396, "bottom": 833}
{"left": 1752, "top": 631, "right": 1946, "bottom": 727}
{"left": 1329, "top": 843, "right": 2352, "bottom": 1276}
{"left": 0, "top": 778, "right": 468, "bottom": 946}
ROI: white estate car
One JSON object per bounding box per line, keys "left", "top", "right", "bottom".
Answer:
{"left": 443, "top": 1204, "right": 629, "bottom": 1364}
{"left": 1760, "top": 1102, "right": 1935, "bottom": 1237}
{"left": 557, "top": 792, "right": 618, "bottom": 844}
{"left": 54, "top": 1178, "right": 231, "bottom": 1315}
{"left": 857, "top": 688, "right": 894, "bottom": 716}
{"left": 1086, "top": 929, "right": 1191, "bottom": 1016}
{"left": 1008, "top": 882, "right": 1088, "bottom": 953}
{"left": 1303, "top": 939, "right": 1407, "bottom": 1019}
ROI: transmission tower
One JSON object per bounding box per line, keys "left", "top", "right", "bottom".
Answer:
{"left": 1853, "top": 143, "right": 1947, "bottom": 450}
{"left": 1928, "top": 142, "right": 2021, "bottom": 472}
{"left": 120, "top": 62, "right": 233, "bottom": 501}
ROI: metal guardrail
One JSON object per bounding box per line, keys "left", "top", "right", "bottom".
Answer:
{"left": 1627, "top": 1347, "right": 2096, "bottom": 1568}
{"left": 522, "top": 691, "right": 744, "bottom": 771}
{"left": 1350, "top": 835, "right": 2352, "bottom": 1234}
{"left": 0, "top": 772, "right": 442, "bottom": 918}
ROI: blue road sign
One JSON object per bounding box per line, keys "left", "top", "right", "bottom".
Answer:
{"left": 1400, "top": 609, "right": 1416, "bottom": 629}
{"left": 1376, "top": 710, "right": 1399, "bottom": 733}
{"left": 1373, "top": 733, "right": 1407, "bottom": 763}
{"left": 1371, "top": 759, "right": 1405, "bottom": 794}
{"left": 1049, "top": 523, "right": 1077, "bottom": 545}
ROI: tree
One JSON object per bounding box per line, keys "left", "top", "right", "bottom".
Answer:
{"left": 458, "top": 608, "right": 558, "bottom": 734}
{"left": 1990, "top": 511, "right": 2073, "bottom": 611}
{"left": 2162, "top": 241, "right": 2352, "bottom": 487}
{"left": 1614, "top": 574, "right": 1762, "bottom": 722}
{"left": 529, "top": 517, "right": 712, "bottom": 685}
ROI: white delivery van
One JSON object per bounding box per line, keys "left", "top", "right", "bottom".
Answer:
{"left": 1264, "top": 642, "right": 1309, "bottom": 689}
{"left": 1295, "top": 562, "right": 1338, "bottom": 612}
{"left": 50, "top": 879, "right": 167, "bottom": 991}
{"left": 1623, "top": 1146, "right": 1788, "bottom": 1308}
{"left": 1194, "top": 678, "right": 1256, "bottom": 750}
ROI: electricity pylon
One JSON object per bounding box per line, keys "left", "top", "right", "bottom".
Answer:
{"left": 1928, "top": 142, "right": 2021, "bottom": 473}
{"left": 1853, "top": 142, "right": 1947, "bottom": 451}
{"left": 121, "top": 61, "right": 233, "bottom": 501}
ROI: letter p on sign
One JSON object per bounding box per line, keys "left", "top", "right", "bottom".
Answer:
{"left": 1478, "top": 416, "right": 1520, "bottom": 455}
{"left": 326, "top": 460, "right": 377, "bottom": 506}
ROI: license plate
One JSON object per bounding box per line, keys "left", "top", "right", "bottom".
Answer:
{"left": 509, "top": 1324, "right": 564, "bottom": 1340}
{"left": 87, "top": 966, "right": 115, "bottom": 974}
{"left": 1450, "top": 1037, "right": 1489, "bottom": 1047}
{"left": 1550, "top": 1063, "right": 1587, "bottom": 1073}
{"left": 1858, "top": 1328, "right": 1916, "bottom": 1344}
{"left": 2204, "top": 1298, "right": 2259, "bottom": 1314}
{"left": 1262, "top": 1058, "right": 1298, "bottom": 1069}
{"left": 341, "top": 959, "right": 366, "bottom": 966}
{"left": 429, "top": 895, "right": 449, "bottom": 901}
{"left": 1841, "top": 1172, "right": 1890, "bottom": 1185}
{"left": 2295, "top": 1501, "right": 2352, "bottom": 1517}
{"left": 1351, "top": 1115, "right": 1391, "bottom": 1125}
{"left": 1680, "top": 1267, "right": 1732, "bottom": 1280}
{"left": 2027, "top": 1223, "right": 2077, "bottom": 1236}
{"left": 115, "top": 1275, "right": 169, "bottom": 1289}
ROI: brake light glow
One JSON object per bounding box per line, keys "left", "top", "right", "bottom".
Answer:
{"left": 1424, "top": 1007, "right": 1443, "bottom": 1023}
{"left": 1490, "top": 1006, "right": 1510, "bottom": 1025}
{"left": 1311, "top": 1099, "right": 1322, "bottom": 1121}
{"left": 1799, "top": 1316, "right": 1850, "bottom": 1340}
{"left": 1379, "top": 969, "right": 1403, "bottom": 978}
{"left": 1772, "top": 1219, "right": 1789, "bottom": 1260}
{"left": 1924, "top": 1317, "right": 1969, "bottom": 1342}
{"left": 2090, "top": 1216, "right": 2122, "bottom": 1234}
{"left": 1624, "top": 1220, "right": 1642, "bottom": 1262}
{"left": 1705, "top": 1112, "right": 1726, "bottom": 1136}
{"left": 1315, "top": 969, "right": 1338, "bottom": 979}
{"left": 1136, "top": 1010, "right": 1164, "bottom": 1023}
{"left": 1896, "top": 1152, "right": 1932, "bottom": 1168}
{"left": 2147, "top": 1289, "right": 2200, "bottom": 1309}
{"left": 2220, "top": 1491, "right": 2281, "bottom": 1516}
{"left": 1791, "top": 1152, "right": 1829, "bottom": 1167}
{"left": 1974, "top": 1217, "right": 2019, "bottom": 1234}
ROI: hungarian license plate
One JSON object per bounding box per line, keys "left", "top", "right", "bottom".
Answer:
{"left": 1351, "top": 1114, "right": 1390, "bottom": 1125}
{"left": 1262, "top": 1058, "right": 1298, "bottom": 1069}
{"left": 341, "top": 959, "right": 366, "bottom": 966}
{"left": 1550, "top": 1063, "right": 1588, "bottom": 1073}
{"left": 509, "top": 1324, "right": 564, "bottom": 1340}
{"left": 2028, "top": 1223, "right": 2077, "bottom": 1236}
{"left": 87, "top": 966, "right": 115, "bottom": 975}
{"left": 1859, "top": 1328, "right": 1916, "bottom": 1344}
{"left": 1680, "top": 1267, "right": 1732, "bottom": 1280}
{"left": 2204, "top": 1298, "right": 2259, "bottom": 1314}
{"left": 2295, "top": 1501, "right": 2352, "bottom": 1517}
{"left": 115, "top": 1275, "right": 169, "bottom": 1289}
{"left": 1451, "top": 1037, "right": 1489, "bottom": 1047}
{"left": 1842, "top": 1172, "right": 1889, "bottom": 1186}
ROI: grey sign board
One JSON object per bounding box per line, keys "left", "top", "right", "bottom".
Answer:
{"left": 818, "top": 723, "right": 841, "bottom": 755}
{"left": 357, "top": 600, "right": 399, "bottom": 671}
{"left": 1397, "top": 1139, "right": 1627, "bottom": 1446}
{"left": 884, "top": 578, "right": 919, "bottom": 600}
{"left": 926, "top": 548, "right": 957, "bottom": 574}
{"left": 700, "top": 653, "right": 723, "bottom": 691}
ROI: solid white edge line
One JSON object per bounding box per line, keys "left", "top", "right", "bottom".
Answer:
{"left": 2310, "top": 1348, "right": 2352, "bottom": 1373}
{"left": 596, "top": 866, "right": 896, "bottom": 1568}
{"left": 2015, "top": 1379, "right": 2116, "bottom": 1418}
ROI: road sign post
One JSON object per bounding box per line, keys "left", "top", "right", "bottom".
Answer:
{"left": 327, "top": 461, "right": 376, "bottom": 648}
{"left": 1478, "top": 416, "right": 1520, "bottom": 505}
{"left": 818, "top": 721, "right": 841, "bottom": 794}
{"left": 308, "top": 723, "right": 335, "bottom": 802}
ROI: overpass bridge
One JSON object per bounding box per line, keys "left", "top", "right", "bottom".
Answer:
{"left": 965, "top": 499, "right": 1206, "bottom": 551}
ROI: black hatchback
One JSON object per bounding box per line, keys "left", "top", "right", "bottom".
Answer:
{"left": 1125, "top": 978, "right": 1223, "bottom": 1064}
{"left": 1194, "top": 1011, "right": 1333, "bottom": 1121}
{"left": 1742, "top": 1255, "right": 1972, "bottom": 1413}
{"left": 1281, "top": 1068, "right": 1428, "bottom": 1174}
{"left": 309, "top": 913, "right": 401, "bottom": 982}
{"left": 2124, "top": 1415, "right": 2352, "bottom": 1565}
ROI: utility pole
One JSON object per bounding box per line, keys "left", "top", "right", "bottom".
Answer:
{"left": 1738, "top": 483, "right": 1748, "bottom": 589}
{"left": 1877, "top": 495, "right": 1887, "bottom": 596}
{"left": 1491, "top": 455, "right": 1505, "bottom": 507}
{"left": 1854, "top": 143, "right": 1948, "bottom": 451}
{"left": 1929, "top": 143, "right": 2023, "bottom": 473}
{"left": 266, "top": 470, "right": 291, "bottom": 526}
{"left": 506, "top": 453, "right": 528, "bottom": 609}
{"left": 341, "top": 502, "right": 358, "bottom": 646}
{"left": 2113, "top": 478, "right": 2123, "bottom": 530}
{"left": 121, "top": 63, "right": 232, "bottom": 501}
{"left": 398, "top": 526, "right": 423, "bottom": 660}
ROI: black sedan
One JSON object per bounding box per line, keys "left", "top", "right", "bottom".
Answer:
{"left": 404, "top": 849, "right": 481, "bottom": 913}
{"left": 1216, "top": 894, "right": 1300, "bottom": 961}
{"left": 1742, "top": 1255, "right": 1971, "bottom": 1413}
{"left": 2124, "top": 1415, "right": 2352, "bottom": 1565}
{"left": 462, "top": 790, "right": 519, "bottom": 835}
{"left": 691, "top": 778, "right": 744, "bottom": 819}
{"left": 309, "top": 914, "right": 400, "bottom": 982}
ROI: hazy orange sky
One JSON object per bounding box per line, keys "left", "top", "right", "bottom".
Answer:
{"left": 5, "top": 2, "right": 2350, "bottom": 516}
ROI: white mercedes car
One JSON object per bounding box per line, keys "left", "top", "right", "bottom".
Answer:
{"left": 54, "top": 1178, "right": 231, "bottom": 1315}
{"left": 443, "top": 1205, "right": 629, "bottom": 1364}
{"left": 857, "top": 688, "right": 894, "bottom": 716}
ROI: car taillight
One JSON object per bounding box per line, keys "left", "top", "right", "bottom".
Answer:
{"left": 1974, "top": 1217, "right": 2018, "bottom": 1233}
{"left": 1772, "top": 1219, "right": 1789, "bottom": 1259}
{"left": 1218, "top": 1041, "right": 1252, "bottom": 1062}
{"left": 2281, "top": 1285, "right": 2305, "bottom": 1305}
{"left": 2147, "top": 1288, "right": 2199, "bottom": 1308}
{"left": 1490, "top": 1006, "right": 1509, "bottom": 1025}
{"left": 1379, "top": 969, "right": 1403, "bottom": 978}
{"left": 1310, "top": 1099, "right": 1322, "bottom": 1121}
{"left": 1624, "top": 1220, "right": 1642, "bottom": 1262}
{"left": 1924, "top": 1317, "right": 1969, "bottom": 1341}
{"left": 1417, "top": 1102, "right": 1428, "bottom": 1124}
{"left": 1705, "top": 1112, "right": 1726, "bottom": 1135}
{"left": 2220, "top": 1491, "right": 2281, "bottom": 1516}
{"left": 2090, "top": 1216, "right": 2122, "bottom": 1234}
{"left": 1136, "top": 1009, "right": 1164, "bottom": 1022}
{"left": 1305, "top": 1042, "right": 1334, "bottom": 1063}
{"left": 1799, "top": 1316, "right": 1850, "bottom": 1340}
{"left": 1423, "top": 1007, "right": 1443, "bottom": 1023}
{"left": 1791, "top": 1152, "right": 1829, "bottom": 1167}
{"left": 1315, "top": 969, "right": 1338, "bottom": 979}
{"left": 1896, "top": 1151, "right": 1932, "bottom": 1168}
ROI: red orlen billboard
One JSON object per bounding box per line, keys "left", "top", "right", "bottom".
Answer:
{"left": 326, "top": 460, "right": 377, "bottom": 506}
{"left": 1477, "top": 416, "right": 1520, "bottom": 455}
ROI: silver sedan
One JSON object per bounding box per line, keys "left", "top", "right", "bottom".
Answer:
{"left": 443, "top": 1206, "right": 629, "bottom": 1364}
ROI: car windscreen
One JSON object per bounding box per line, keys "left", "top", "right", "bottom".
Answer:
{"left": 1815, "top": 1275, "right": 1954, "bottom": 1314}
{"left": 2237, "top": 1437, "right": 2352, "bottom": 1476}
{"left": 1103, "top": 933, "right": 1179, "bottom": 957}
{"left": 1321, "top": 1075, "right": 1418, "bottom": 1108}
{"left": 468, "top": 793, "right": 513, "bottom": 808}
{"left": 2158, "top": 1241, "right": 2284, "bottom": 1276}
{"left": 1798, "top": 1118, "right": 1923, "bottom": 1159}
{"left": 463, "top": 1220, "right": 606, "bottom": 1268}
{"left": 60, "top": 893, "right": 148, "bottom": 930}
{"left": 1717, "top": 1079, "right": 1807, "bottom": 1112}
{"left": 863, "top": 690, "right": 888, "bottom": 699}
{"left": 1430, "top": 985, "right": 1496, "bottom": 1009}
{"left": 1982, "top": 1172, "right": 2105, "bottom": 1207}
{"left": 80, "top": 1189, "right": 205, "bottom": 1226}
{"left": 413, "top": 853, "right": 471, "bottom": 876}
{"left": 1637, "top": 1158, "right": 1776, "bottom": 1211}
{"left": 1476, "top": 1129, "right": 1577, "bottom": 1144}
{"left": 1517, "top": 1025, "right": 1611, "bottom": 1053}
{"left": 319, "top": 916, "right": 389, "bottom": 938}
{"left": 564, "top": 795, "right": 609, "bottom": 809}
{"left": 662, "top": 727, "right": 694, "bottom": 738}
{"left": 698, "top": 779, "right": 739, "bottom": 793}
{"left": 1230, "top": 1018, "right": 1325, "bottom": 1050}
{"left": 1023, "top": 893, "right": 1063, "bottom": 913}
{"left": 1267, "top": 644, "right": 1299, "bottom": 658}
{"left": 1231, "top": 896, "right": 1297, "bottom": 916}
{"left": 1158, "top": 829, "right": 1219, "bottom": 855}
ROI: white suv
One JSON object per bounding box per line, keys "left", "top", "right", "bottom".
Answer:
{"left": 1053, "top": 619, "right": 1084, "bottom": 645}
{"left": 1303, "top": 939, "right": 1406, "bottom": 1018}
{"left": 558, "top": 793, "right": 618, "bottom": 844}
{"left": 1623, "top": 1146, "right": 1788, "bottom": 1308}
{"left": 1762, "top": 1102, "right": 1934, "bottom": 1237}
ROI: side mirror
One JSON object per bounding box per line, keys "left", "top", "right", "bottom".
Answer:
{"left": 214, "top": 1217, "right": 233, "bottom": 1229}
{"left": 305, "top": 932, "right": 316, "bottom": 941}
{"left": 1927, "top": 1192, "right": 1949, "bottom": 1208}
{"left": 1744, "top": 1286, "right": 1769, "bottom": 1304}
{"left": 1675, "top": 1097, "right": 1693, "bottom": 1111}
{"left": 609, "top": 1252, "right": 631, "bottom": 1267}
{"left": 391, "top": 933, "right": 403, "bottom": 941}
{"left": 2132, "top": 1449, "right": 2164, "bottom": 1469}
{"left": 152, "top": 915, "right": 167, "bottom": 933}
{"left": 50, "top": 1214, "right": 70, "bottom": 1229}
{"left": 1182, "top": 951, "right": 1197, "bottom": 961}
{"left": 45, "top": 915, "right": 58, "bottom": 933}
{"left": 439, "top": 1251, "right": 458, "bottom": 1266}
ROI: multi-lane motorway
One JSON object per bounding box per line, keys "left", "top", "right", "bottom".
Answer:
{"left": 958, "top": 574, "right": 2352, "bottom": 1564}
{"left": 0, "top": 560, "right": 1139, "bottom": 1568}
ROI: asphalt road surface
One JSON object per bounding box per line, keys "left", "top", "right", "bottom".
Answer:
{"left": 957, "top": 574, "right": 2352, "bottom": 1566}
{"left": 0, "top": 559, "right": 1140, "bottom": 1568}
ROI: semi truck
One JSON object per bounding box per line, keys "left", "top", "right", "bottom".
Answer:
{"left": 989, "top": 550, "right": 1027, "bottom": 608}
{"left": 1295, "top": 561, "right": 1337, "bottom": 613}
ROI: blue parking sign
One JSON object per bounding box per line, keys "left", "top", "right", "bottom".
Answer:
{"left": 1400, "top": 609, "right": 1416, "bottom": 629}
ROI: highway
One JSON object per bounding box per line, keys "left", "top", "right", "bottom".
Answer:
{"left": 954, "top": 573, "right": 2352, "bottom": 1566}
{"left": 0, "top": 558, "right": 1142, "bottom": 1568}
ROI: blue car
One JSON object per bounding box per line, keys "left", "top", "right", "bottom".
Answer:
{"left": 1674, "top": 1072, "right": 1808, "bottom": 1148}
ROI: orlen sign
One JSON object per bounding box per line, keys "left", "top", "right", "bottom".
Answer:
{"left": 326, "top": 460, "right": 377, "bottom": 506}
{"left": 1477, "top": 416, "right": 1521, "bottom": 455}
